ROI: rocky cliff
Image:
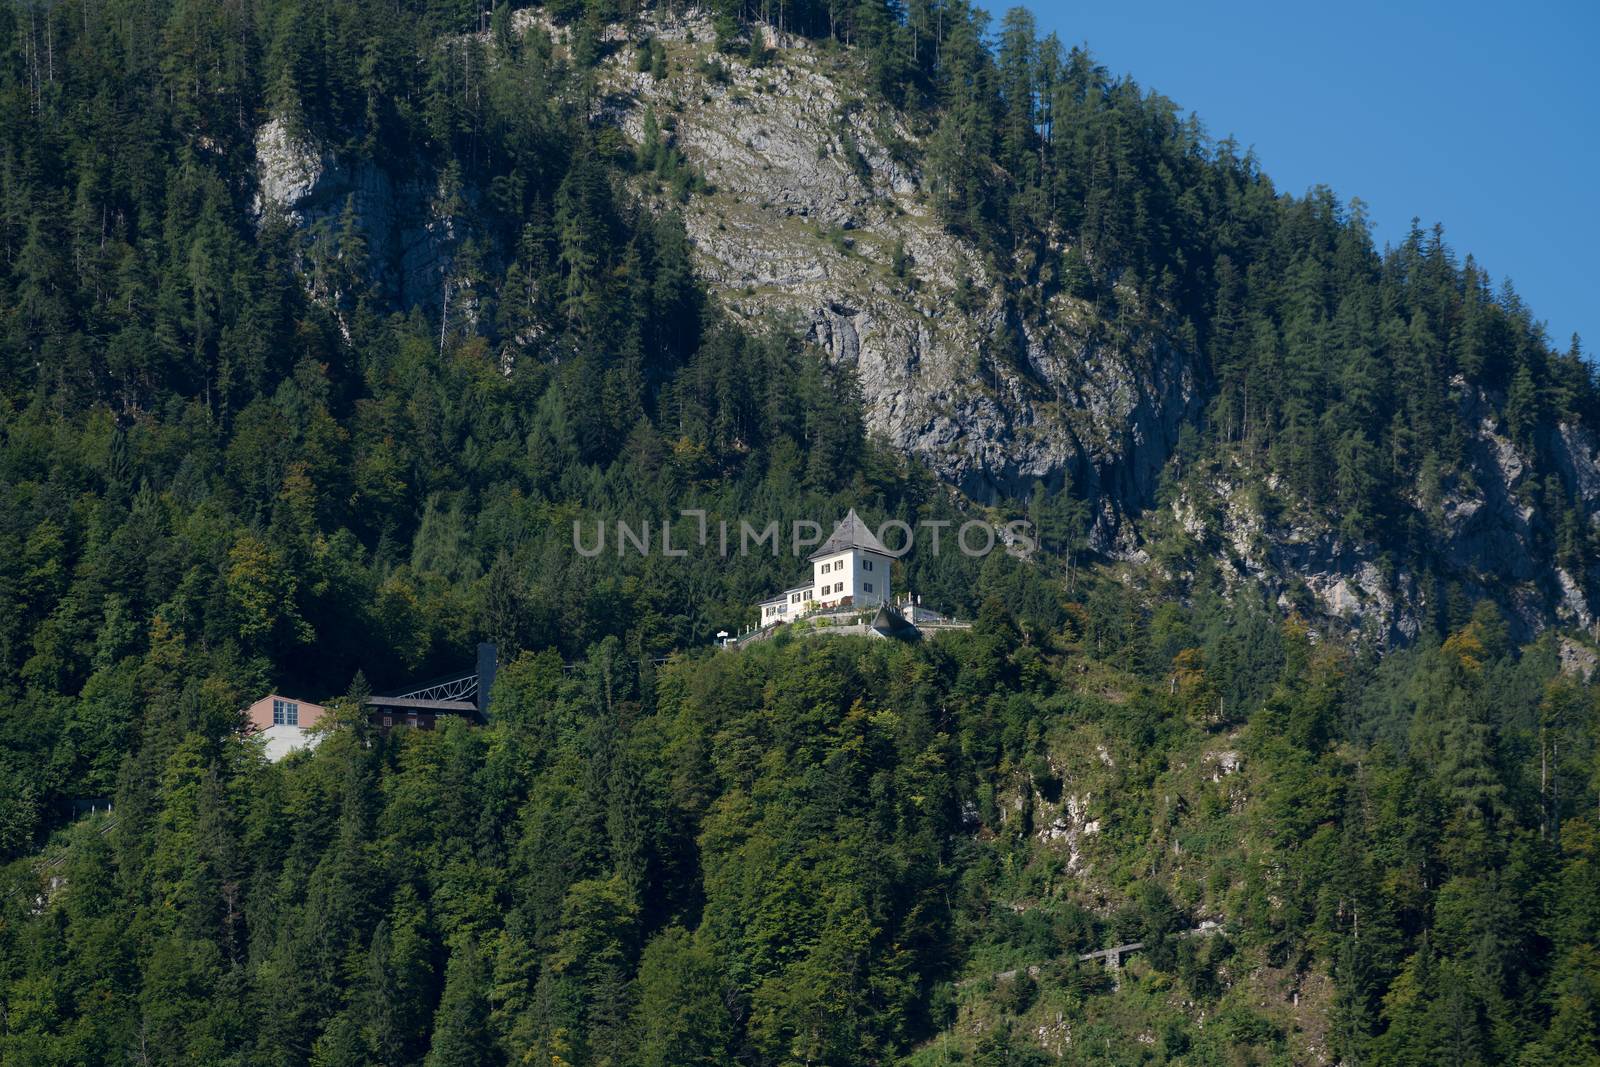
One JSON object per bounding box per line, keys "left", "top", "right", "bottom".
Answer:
{"left": 586, "top": 11, "right": 1200, "bottom": 538}
{"left": 255, "top": 8, "right": 1202, "bottom": 542}
{"left": 1168, "top": 384, "right": 1600, "bottom": 641}
{"left": 254, "top": 117, "right": 468, "bottom": 335}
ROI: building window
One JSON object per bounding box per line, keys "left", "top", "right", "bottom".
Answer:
{"left": 864, "top": 582, "right": 873, "bottom": 593}
{"left": 864, "top": 560, "right": 873, "bottom": 571}
{"left": 407, "top": 713, "right": 418, "bottom": 727}
{"left": 273, "top": 699, "right": 299, "bottom": 726}
{"left": 383, "top": 715, "right": 393, "bottom": 728}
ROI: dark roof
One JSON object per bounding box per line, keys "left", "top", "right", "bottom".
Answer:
{"left": 870, "top": 604, "right": 914, "bottom": 637}
{"left": 760, "top": 581, "right": 817, "bottom": 606}
{"left": 365, "top": 696, "right": 479, "bottom": 713}
{"left": 808, "top": 509, "right": 893, "bottom": 560}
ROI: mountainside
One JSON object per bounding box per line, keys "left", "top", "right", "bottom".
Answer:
{"left": 5, "top": 3, "right": 1600, "bottom": 1066}
{"left": 251, "top": 7, "right": 1204, "bottom": 532}
{"left": 253, "top": 5, "right": 1600, "bottom": 643}
{"left": 594, "top": 11, "right": 1201, "bottom": 523}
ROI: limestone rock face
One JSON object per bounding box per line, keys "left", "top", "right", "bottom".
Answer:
{"left": 1560, "top": 637, "right": 1598, "bottom": 681}
{"left": 589, "top": 10, "right": 1198, "bottom": 538}
{"left": 1553, "top": 422, "right": 1600, "bottom": 509}
{"left": 1167, "top": 381, "right": 1600, "bottom": 642}
{"left": 253, "top": 117, "right": 325, "bottom": 219}
{"left": 252, "top": 117, "right": 461, "bottom": 323}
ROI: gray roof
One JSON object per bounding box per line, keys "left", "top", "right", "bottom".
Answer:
{"left": 808, "top": 508, "right": 892, "bottom": 560}
{"left": 759, "top": 582, "right": 816, "bottom": 606}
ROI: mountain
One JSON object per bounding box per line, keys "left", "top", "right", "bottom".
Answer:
{"left": 256, "top": 5, "right": 1600, "bottom": 645}
{"left": 2, "top": 2, "right": 1600, "bottom": 1065}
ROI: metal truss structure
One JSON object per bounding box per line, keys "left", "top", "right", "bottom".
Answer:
{"left": 384, "top": 671, "right": 478, "bottom": 704}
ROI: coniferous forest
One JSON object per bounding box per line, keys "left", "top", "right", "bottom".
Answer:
{"left": 2, "top": 0, "right": 1600, "bottom": 1064}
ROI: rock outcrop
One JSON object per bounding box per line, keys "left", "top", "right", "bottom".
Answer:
{"left": 584, "top": 10, "right": 1199, "bottom": 539}
{"left": 253, "top": 117, "right": 464, "bottom": 327}
{"left": 1169, "top": 382, "right": 1600, "bottom": 642}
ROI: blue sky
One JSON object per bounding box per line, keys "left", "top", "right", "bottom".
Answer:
{"left": 1023, "top": 0, "right": 1598, "bottom": 351}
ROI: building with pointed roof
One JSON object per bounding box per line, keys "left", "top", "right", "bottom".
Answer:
{"left": 756, "top": 509, "right": 896, "bottom": 626}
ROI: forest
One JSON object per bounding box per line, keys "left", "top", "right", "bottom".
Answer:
{"left": 2, "top": 0, "right": 1599, "bottom": 1063}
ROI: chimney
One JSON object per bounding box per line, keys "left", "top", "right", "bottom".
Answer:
{"left": 477, "top": 643, "right": 498, "bottom": 718}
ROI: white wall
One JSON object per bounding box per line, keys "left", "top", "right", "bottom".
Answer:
{"left": 812, "top": 549, "right": 892, "bottom": 608}
{"left": 762, "top": 583, "right": 818, "bottom": 624}
{"left": 258, "top": 724, "right": 322, "bottom": 762}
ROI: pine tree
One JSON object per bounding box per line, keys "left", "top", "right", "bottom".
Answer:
{"left": 426, "top": 938, "right": 496, "bottom": 1067}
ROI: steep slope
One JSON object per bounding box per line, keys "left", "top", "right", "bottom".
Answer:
{"left": 254, "top": 9, "right": 1201, "bottom": 545}
{"left": 1164, "top": 385, "right": 1600, "bottom": 642}
{"left": 572, "top": 9, "right": 1600, "bottom": 643}
{"left": 247, "top": 7, "right": 1600, "bottom": 644}
{"left": 594, "top": 13, "right": 1200, "bottom": 529}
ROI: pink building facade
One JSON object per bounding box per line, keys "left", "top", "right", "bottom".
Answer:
{"left": 243, "top": 694, "right": 328, "bottom": 761}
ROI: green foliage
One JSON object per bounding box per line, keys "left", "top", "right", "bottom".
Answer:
{"left": 764, "top": 0, "right": 1600, "bottom": 566}
{"left": 0, "top": 3, "right": 1597, "bottom": 1065}
{"left": 1, "top": 563, "right": 1598, "bottom": 1064}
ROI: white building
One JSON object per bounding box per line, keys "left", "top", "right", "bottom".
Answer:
{"left": 241, "top": 693, "right": 328, "bottom": 762}
{"left": 757, "top": 510, "right": 896, "bottom": 626}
